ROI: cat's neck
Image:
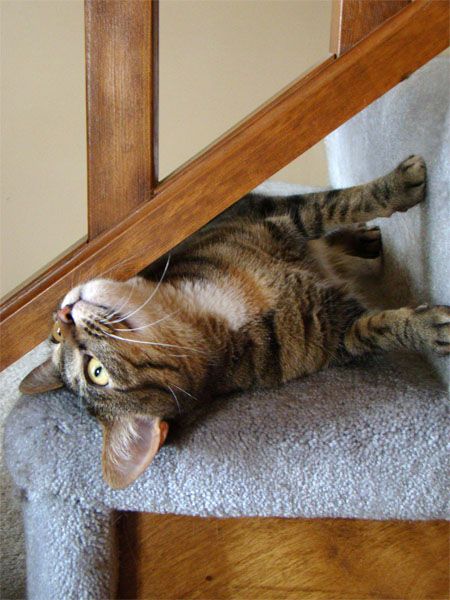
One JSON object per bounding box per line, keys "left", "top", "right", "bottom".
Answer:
{"left": 169, "top": 278, "right": 251, "bottom": 332}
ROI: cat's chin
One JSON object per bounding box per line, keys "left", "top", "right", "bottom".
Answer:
{"left": 61, "top": 277, "right": 164, "bottom": 332}
{"left": 62, "top": 278, "right": 119, "bottom": 306}
{"left": 60, "top": 283, "right": 82, "bottom": 308}
{"left": 61, "top": 279, "right": 130, "bottom": 318}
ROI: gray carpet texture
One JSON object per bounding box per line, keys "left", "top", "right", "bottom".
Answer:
{"left": 2, "top": 55, "right": 449, "bottom": 599}
{"left": 5, "top": 355, "right": 450, "bottom": 519}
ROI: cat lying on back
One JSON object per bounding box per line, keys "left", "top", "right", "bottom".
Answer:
{"left": 20, "top": 155, "right": 450, "bottom": 489}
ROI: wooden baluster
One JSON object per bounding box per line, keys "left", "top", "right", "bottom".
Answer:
{"left": 85, "top": 0, "right": 159, "bottom": 238}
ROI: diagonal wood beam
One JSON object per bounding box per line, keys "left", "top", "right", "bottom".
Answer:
{"left": 1, "top": 0, "right": 448, "bottom": 370}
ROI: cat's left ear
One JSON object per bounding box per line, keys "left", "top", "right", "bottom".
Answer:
{"left": 101, "top": 416, "right": 169, "bottom": 489}
{"left": 19, "top": 359, "right": 64, "bottom": 395}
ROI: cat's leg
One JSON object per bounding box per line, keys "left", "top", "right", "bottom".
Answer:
{"left": 343, "top": 304, "right": 450, "bottom": 357}
{"left": 283, "top": 155, "right": 426, "bottom": 239}
{"left": 319, "top": 224, "right": 383, "bottom": 282}
{"left": 213, "top": 156, "right": 425, "bottom": 236}
{"left": 324, "top": 224, "right": 383, "bottom": 259}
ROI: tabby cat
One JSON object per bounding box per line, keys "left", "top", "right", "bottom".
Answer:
{"left": 20, "top": 156, "right": 450, "bottom": 488}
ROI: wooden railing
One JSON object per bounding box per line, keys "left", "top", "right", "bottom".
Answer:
{"left": 1, "top": 0, "right": 449, "bottom": 370}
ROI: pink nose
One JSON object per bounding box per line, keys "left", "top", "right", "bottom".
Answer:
{"left": 57, "top": 305, "right": 73, "bottom": 324}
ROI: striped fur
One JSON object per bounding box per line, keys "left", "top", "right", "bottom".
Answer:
{"left": 22, "top": 155, "right": 450, "bottom": 425}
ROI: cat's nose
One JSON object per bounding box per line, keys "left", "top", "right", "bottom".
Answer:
{"left": 57, "top": 305, "right": 74, "bottom": 324}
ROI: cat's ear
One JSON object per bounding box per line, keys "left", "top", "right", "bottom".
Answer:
{"left": 19, "top": 359, "right": 64, "bottom": 395}
{"left": 101, "top": 416, "right": 169, "bottom": 489}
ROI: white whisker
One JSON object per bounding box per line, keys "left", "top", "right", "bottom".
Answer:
{"left": 99, "top": 278, "right": 138, "bottom": 323}
{"left": 167, "top": 385, "right": 181, "bottom": 415}
{"left": 114, "top": 310, "right": 180, "bottom": 332}
{"left": 101, "top": 328, "right": 202, "bottom": 353}
{"left": 96, "top": 250, "right": 147, "bottom": 281}
{"left": 93, "top": 251, "right": 167, "bottom": 323}
{"left": 78, "top": 391, "right": 84, "bottom": 426}
{"left": 171, "top": 383, "right": 198, "bottom": 402}
{"left": 108, "top": 254, "right": 171, "bottom": 325}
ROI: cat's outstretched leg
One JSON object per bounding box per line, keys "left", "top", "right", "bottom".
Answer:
{"left": 293, "top": 155, "right": 426, "bottom": 238}
{"left": 219, "top": 156, "right": 425, "bottom": 237}
{"left": 343, "top": 304, "right": 450, "bottom": 357}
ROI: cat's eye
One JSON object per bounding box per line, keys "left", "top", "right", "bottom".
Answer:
{"left": 51, "top": 322, "right": 64, "bottom": 343}
{"left": 86, "top": 357, "right": 109, "bottom": 386}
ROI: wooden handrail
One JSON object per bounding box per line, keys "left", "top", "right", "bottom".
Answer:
{"left": 1, "top": 0, "right": 448, "bottom": 370}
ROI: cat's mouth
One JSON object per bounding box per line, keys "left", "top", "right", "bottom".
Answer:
{"left": 69, "top": 299, "right": 107, "bottom": 326}
{"left": 66, "top": 299, "right": 136, "bottom": 336}
{"left": 61, "top": 279, "right": 144, "bottom": 329}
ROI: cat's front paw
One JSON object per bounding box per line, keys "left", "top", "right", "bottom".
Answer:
{"left": 390, "top": 155, "right": 427, "bottom": 213}
{"left": 411, "top": 304, "right": 450, "bottom": 356}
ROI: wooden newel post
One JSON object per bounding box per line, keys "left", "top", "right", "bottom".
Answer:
{"left": 84, "top": 0, "right": 159, "bottom": 239}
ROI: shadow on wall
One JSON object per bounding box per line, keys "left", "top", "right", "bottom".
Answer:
{"left": 325, "top": 54, "right": 450, "bottom": 387}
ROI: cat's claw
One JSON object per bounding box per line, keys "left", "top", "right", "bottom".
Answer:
{"left": 401, "top": 155, "right": 426, "bottom": 180}
{"left": 412, "top": 305, "right": 450, "bottom": 356}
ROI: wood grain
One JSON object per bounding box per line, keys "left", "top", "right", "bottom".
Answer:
{"left": 85, "top": 0, "right": 158, "bottom": 239}
{"left": 330, "top": 0, "right": 410, "bottom": 56}
{"left": 117, "top": 513, "right": 449, "bottom": 600}
{"left": 1, "top": 0, "right": 449, "bottom": 370}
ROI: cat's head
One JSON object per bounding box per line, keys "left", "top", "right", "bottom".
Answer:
{"left": 19, "top": 277, "right": 203, "bottom": 488}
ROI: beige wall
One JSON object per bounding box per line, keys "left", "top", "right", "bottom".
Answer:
{"left": 159, "top": 0, "right": 332, "bottom": 184}
{"left": 1, "top": 0, "right": 87, "bottom": 298}
{"left": 1, "top": 0, "right": 331, "bottom": 298}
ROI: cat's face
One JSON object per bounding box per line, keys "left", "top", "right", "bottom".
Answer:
{"left": 19, "top": 277, "right": 199, "bottom": 488}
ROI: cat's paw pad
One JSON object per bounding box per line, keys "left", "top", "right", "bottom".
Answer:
{"left": 412, "top": 305, "right": 450, "bottom": 355}
{"left": 392, "top": 155, "right": 427, "bottom": 212}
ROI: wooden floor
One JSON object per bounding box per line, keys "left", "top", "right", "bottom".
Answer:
{"left": 117, "top": 514, "right": 449, "bottom": 600}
